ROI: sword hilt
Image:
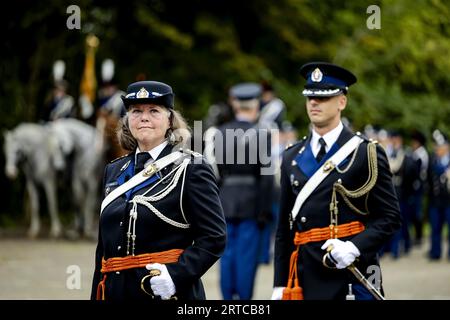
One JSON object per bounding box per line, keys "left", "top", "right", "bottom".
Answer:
{"left": 323, "top": 245, "right": 386, "bottom": 300}
{"left": 322, "top": 245, "right": 337, "bottom": 269}
{"left": 140, "top": 269, "right": 178, "bottom": 300}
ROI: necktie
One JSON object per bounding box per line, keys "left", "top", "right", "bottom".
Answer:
{"left": 135, "top": 152, "right": 152, "bottom": 175}
{"left": 316, "top": 137, "right": 327, "bottom": 163}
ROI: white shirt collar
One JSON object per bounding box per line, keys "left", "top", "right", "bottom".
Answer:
{"left": 310, "top": 121, "right": 344, "bottom": 156}
{"left": 136, "top": 140, "right": 168, "bottom": 164}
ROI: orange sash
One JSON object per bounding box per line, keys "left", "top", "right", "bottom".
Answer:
{"left": 282, "top": 221, "right": 365, "bottom": 300}
{"left": 96, "top": 248, "right": 183, "bottom": 300}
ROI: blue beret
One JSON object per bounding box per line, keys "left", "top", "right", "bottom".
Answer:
{"left": 121, "top": 81, "right": 174, "bottom": 109}
{"left": 229, "top": 82, "right": 262, "bottom": 100}
{"left": 300, "top": 62, "right": 357, "bottom": 97}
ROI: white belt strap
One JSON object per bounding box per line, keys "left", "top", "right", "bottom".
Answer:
{"left": 291, "top": 136, "right": 363, "bottom": 220}
{"left": 100, "top": 151, "right": 186, "bottom": 214}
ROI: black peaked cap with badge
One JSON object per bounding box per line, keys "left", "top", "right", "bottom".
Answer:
{"left": 229, "top": 82, "right": 262, "bottom": 101}
{"left": 300, "top": 62, "right": 357, "bottom": 97}
{"left": 121, "top": 81, "right": 174, "bottom": 109}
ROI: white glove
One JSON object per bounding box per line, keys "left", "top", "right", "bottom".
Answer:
{"left": 271, "top": 286, "right": 285, "bottom": 300}
{"left": 321, "top": 239, "right": 360, "bottom": 269}
{"left": 145, "top": 263, "right": 176, "bottom": 300}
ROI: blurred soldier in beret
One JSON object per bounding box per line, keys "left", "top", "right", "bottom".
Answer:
{"left": 272, "top": 62, "right": 401, "bottom": 300}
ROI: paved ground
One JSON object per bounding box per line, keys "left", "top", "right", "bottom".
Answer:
{"left": 0, "top": 236, "right": 449, "bottom": 300}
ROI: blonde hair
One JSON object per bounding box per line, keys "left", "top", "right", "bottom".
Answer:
{"left": 117, "top": 107, "right": 191, "bottom": 151}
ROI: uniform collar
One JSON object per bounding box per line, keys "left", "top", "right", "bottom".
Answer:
{"left": 235, "top": 114, "right": 255, "bottom": 123}
{"left": 136, "top": 140, "right": 168, "bottom": 164}
{"left": 310, "top": 121, "right": 343, "bottom": 155}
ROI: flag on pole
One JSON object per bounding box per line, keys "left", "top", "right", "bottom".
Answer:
{"left": 79, "top": 34, "right": 99, "bottom": 119}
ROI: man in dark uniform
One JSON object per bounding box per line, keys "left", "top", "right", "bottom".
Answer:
{"left": 215, "top": 82, "right": 274, "bottom": 300}
{"left": 410, "top": 130, "right": 429, "bottom": 246}
{"left": 42, "top": 80, "right": 76, "bottom": 122}
{"left": 382, "top": 130, "right": 419, "bottom": 258}
{"left": 90, "top": 80, "right": 226, "bottom": 300}
{"left": 272, "top": 62, "right": 401, "bottom": 300}
{"left": 427, "top": 130, "right": 450, "bottom": 260}
{"left": 97, "top": 59, "right": 126, "bottom": 118}
{"left": 95, "top": 59, "right": 128, "bottom": 161}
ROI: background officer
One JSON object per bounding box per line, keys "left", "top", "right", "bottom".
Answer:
{"left": 259, "top": 80, "right": 286, "bottom": 131}
{"left": 257, "top": 81, "right": 288, "bottom": 265}
{"left": 215, "top": 82, "right": 274, "bottom": 300}
{"left": 272, "top": 62, "right": 401, "bottom": 300}
{"left": 41, "top": 60, "right": 76, "bottom": 122}
{"left": 42, "top": 80, "right": 75, "bottom": 122}
{"left": 427, "top": 130, "right": 450, "bottom": 260}
{"left": 382, "top": 130, "right": 418, "bottom": 258}
{"left": 95, "top": 59, "right": 128, "bottom": 161}
{"left": 410, "top": 130, "right": 429, "bottom": 246}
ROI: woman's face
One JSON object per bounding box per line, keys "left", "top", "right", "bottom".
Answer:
{"left": 128, "top": 104, "right": 170, "bottom": 151}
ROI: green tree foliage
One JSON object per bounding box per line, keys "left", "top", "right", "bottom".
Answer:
{"left": 333, "top": 0, "right": 450, "bottom": 138}
{"left": 2, "top": 0, "right": 448, "bottom": 136}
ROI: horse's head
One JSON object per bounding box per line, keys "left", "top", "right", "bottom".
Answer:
{"left": 3, "top": 130, "right": 22, "bottom": 179}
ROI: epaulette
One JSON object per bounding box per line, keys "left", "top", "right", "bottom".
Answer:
{"left": 355, "top": 131, "right": 378, "bottom": 144}
{"left": 109, "top": 153, "right": 132, "bottom": 164}
{"left": 285, "top": 135, "right": 308, "bottom": 151}
{"left": 179, "top": 147, "right": 203, "bottom": 158}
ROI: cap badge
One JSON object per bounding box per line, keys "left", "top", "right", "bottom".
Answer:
{"left": 137, "top": 87, "right": 150, "bottom": 98}
{"left": 311, "top": 68, "right": 323, "bottom": 82}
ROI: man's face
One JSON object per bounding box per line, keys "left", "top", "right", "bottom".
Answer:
{"left": 390, "top": 136, "right": 403, "bottom": 149}
{"left": 305, "top": 94, "right": 346, "bottom": 129}
{"left": 435, "top": 143, "right": 449, "bottom": 158}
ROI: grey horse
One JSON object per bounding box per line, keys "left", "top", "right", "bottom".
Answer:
{"left": 4, "top": 123, "right": 64, "bottom": 238}
{"left": 4, "top": 119, "right": 104, "bottom": 238}
{"left": 48, "top": 118, "right": 104, "bottom": 238}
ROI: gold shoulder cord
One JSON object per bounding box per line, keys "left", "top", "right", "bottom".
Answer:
{"left": 328, "top": 142, "right": 378, "bottom": 237}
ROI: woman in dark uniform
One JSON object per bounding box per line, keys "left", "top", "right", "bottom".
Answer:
{"left": 90, "top": 80, "right": 226, "bottom": 300}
